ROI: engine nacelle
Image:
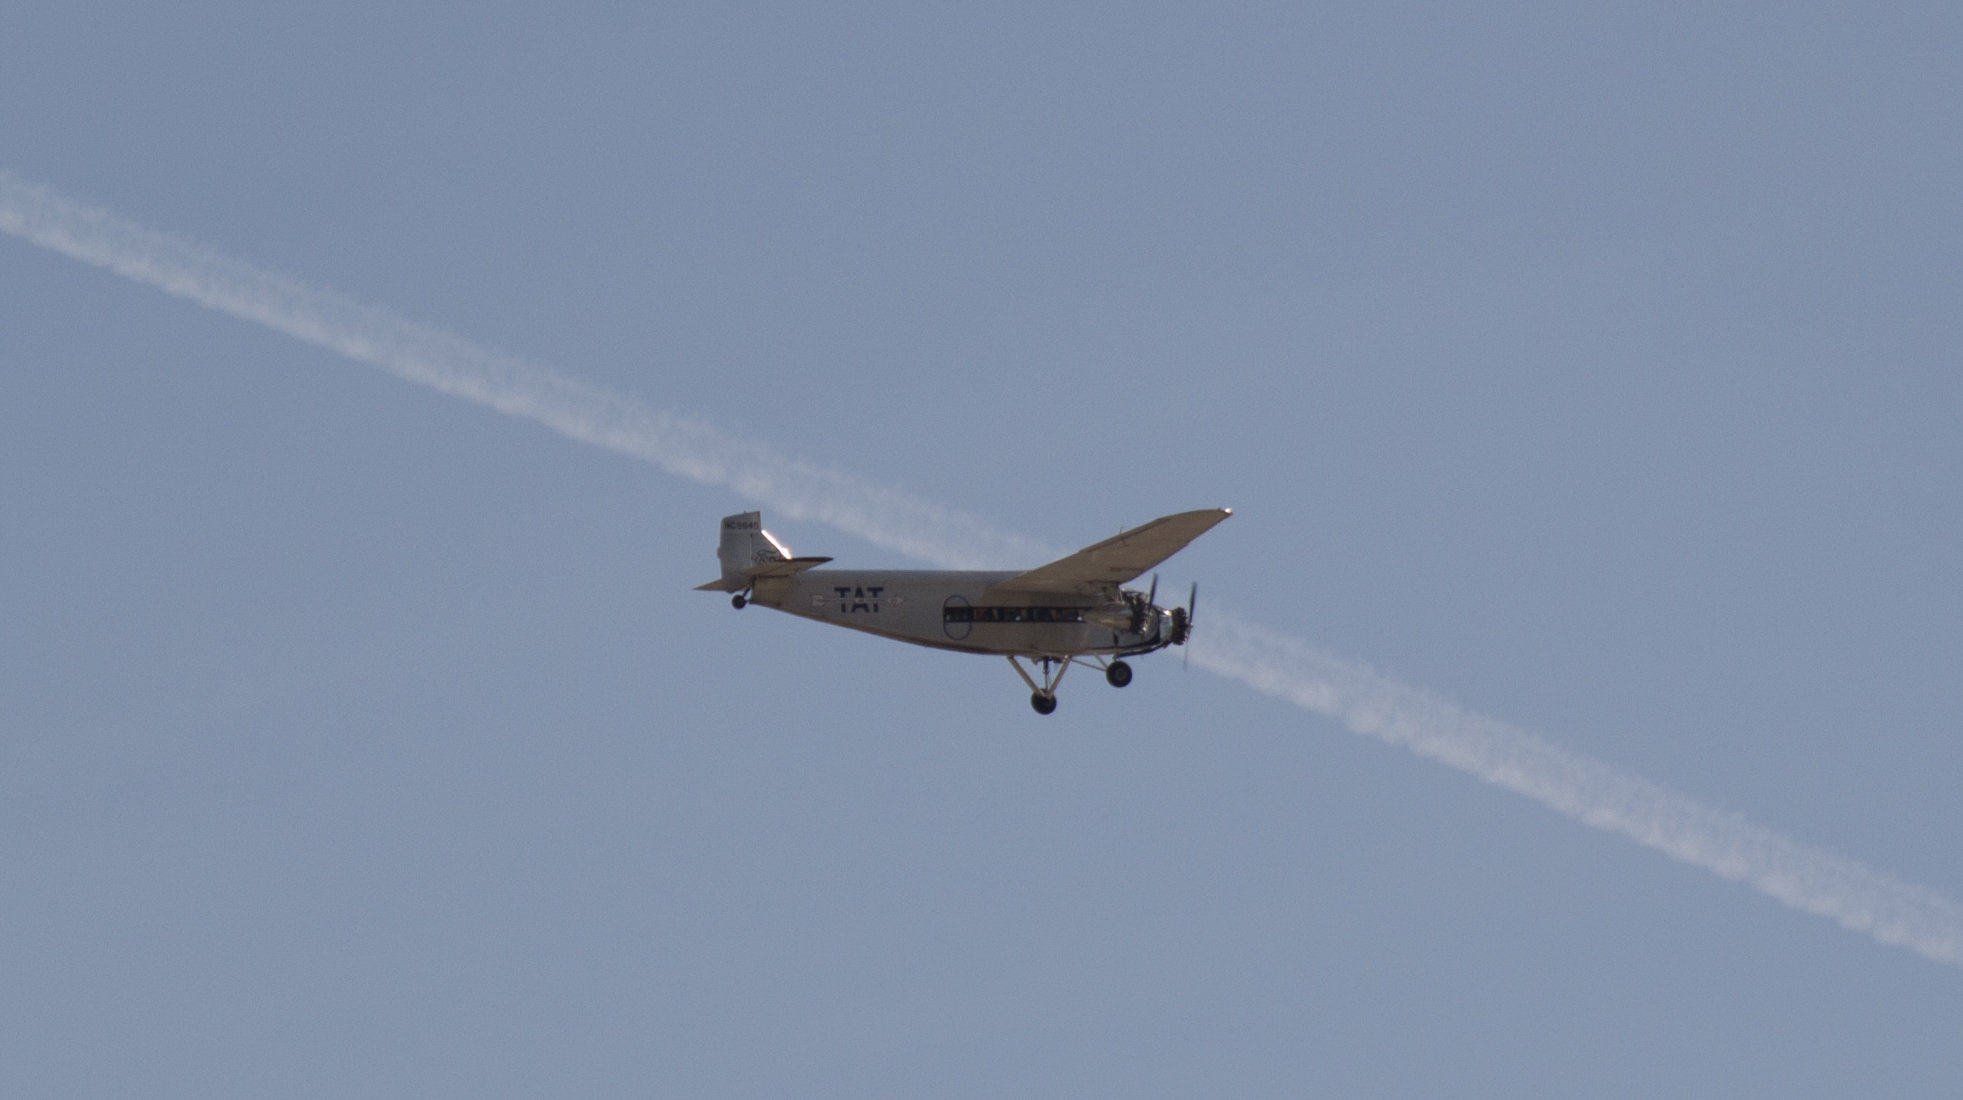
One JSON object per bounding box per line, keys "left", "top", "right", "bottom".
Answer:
{"left": 1082, "top": 607, "right": 1136, "bottom": 632}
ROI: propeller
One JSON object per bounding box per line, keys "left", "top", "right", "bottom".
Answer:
{"left": 1179, "top": 582, "right": 1197, "bottom": 667}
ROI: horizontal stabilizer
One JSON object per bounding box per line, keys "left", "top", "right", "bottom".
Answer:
{"left": 986, "top": 508, "right": 1230, "bottom": 596}
{"left": 745, "top": 555, "right": 833, "bottom": 578}
{"left": 695, "top": 556, "right": 832, "bottom": 591}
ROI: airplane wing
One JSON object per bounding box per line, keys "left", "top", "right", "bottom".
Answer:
{"left": 694, "top": 556, "right": 832, "bottom": 591}
{"left": 984, "top": 508, "right": 1230, "bottom": 596}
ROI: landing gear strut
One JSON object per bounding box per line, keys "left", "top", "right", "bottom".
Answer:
{"left": 1008, "top": 655, "right": 1072, "bottom": 716}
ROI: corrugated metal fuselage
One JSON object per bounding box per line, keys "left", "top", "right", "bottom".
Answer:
{"left": 748, "top": 569, "right": 1167, "bottom": 658}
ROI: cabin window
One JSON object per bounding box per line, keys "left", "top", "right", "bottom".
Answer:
{"left": 943, "top": 606, "right": 1084, "bottom": 625}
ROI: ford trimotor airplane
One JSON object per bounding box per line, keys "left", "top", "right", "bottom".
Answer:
{"left": 697, "top": 508, "right": 1231, "bottom": 714}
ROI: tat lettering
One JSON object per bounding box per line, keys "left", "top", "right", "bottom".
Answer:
{"left": 832, "top": 585, "right": 885, "bottom": 614}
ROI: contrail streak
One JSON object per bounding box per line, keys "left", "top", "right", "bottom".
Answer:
{"left": 1193, "top": 612, "right": 1963, "bottom": 966}
{"left": 5, "top": 169, "right": 1959, "bottom": 968}
{"left": 0, "top": 173, "right": 1050, "bottom": 572}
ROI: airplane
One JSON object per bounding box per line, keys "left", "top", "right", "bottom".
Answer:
{"left": 697, "top": 507, "right": 1231, "bottom": 714}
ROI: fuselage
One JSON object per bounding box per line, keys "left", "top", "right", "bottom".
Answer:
{"left": 749, "top": 569, "right": 1171, "bottom": 658}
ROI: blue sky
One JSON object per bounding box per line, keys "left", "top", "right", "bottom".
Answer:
{"left": 4, "top": 3, "right": 1961, "bottom": 1095}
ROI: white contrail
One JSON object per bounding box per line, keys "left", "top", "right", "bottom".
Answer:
{"left": 1192, "top": 612, "right": 1963, "bottom": 966}
{"left": 0, "top": 172, "right": 1050, "bottom": 572}
{"left": 5, "top": 170, "right": 1960, "bottom": 969}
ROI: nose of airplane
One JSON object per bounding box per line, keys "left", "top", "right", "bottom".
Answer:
{"left": 1169, "top": 583, "right": 1196, "bottom": 645}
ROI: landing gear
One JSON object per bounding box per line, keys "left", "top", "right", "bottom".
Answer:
{"left": 1008, "top": 655, "right": 1072, "bottom": 716}
{"left": 1009, "top": 654, "right": 1145, "bottom": 711}
{"left": 731, "top": 592, "right": 748, "bottom": 610}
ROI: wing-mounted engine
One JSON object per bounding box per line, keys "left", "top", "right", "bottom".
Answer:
{"left": 1081, "top": 604, "right": 1135, "bottom": 633}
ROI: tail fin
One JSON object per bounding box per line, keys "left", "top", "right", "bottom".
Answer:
{"left": 695, "top": 511, "right": 830, "bottom": 592}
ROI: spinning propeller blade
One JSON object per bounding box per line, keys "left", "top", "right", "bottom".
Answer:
{"left": 1181, "top": 582, "right": 1198, "bottom": 667}
{"left": 1132, "top": 573, "right": 1159, "bottom": 635}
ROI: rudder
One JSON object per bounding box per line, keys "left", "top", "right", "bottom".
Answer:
{"left": 713, "top": 511, "right": 789, "bottom": 590}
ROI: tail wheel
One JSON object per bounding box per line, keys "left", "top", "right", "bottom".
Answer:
{"left": 731, "top": 593, "right": 748, "bottom": 610}
{"left": 1105, "top": 660, "right": 1133, "bottom": 688}
{"left": 1030, "top": 692, "right": 1058, "bottom": 716}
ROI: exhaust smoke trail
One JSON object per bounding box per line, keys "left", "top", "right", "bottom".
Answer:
{"left": 5, "top": 170, "right": 1960, "bottom": 968}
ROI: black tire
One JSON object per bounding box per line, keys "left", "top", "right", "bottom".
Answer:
{"left": 731, "top": 593, "right": 747, "bottom": 610}
{"left": 1030, "top": 692, "right": 1058, "bottom": 715}
{"left": 1105, "top": 660, "right": 1133, "bottom": 688}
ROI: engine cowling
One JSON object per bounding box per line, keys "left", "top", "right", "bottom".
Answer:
{"left": 1082, "top": 606, "right": 1135, "bottom": 632}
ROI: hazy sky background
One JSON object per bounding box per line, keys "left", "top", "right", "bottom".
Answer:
{"left": 4, "top": 3, "right": 1961, "bottom": 1095}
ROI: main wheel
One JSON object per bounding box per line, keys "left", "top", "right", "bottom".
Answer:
{"left": 1030, "top": 692, "right": 1058, "bottom": 715}
{"left": 1105, "top": 660, "right": 1133, "bottom": 688}
{"left": 731, "top": 593, "right": 747, "bottom": 610}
